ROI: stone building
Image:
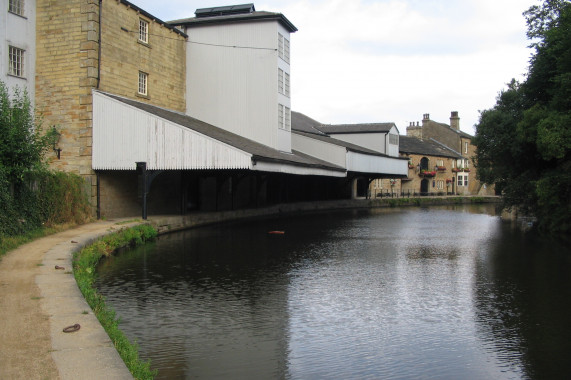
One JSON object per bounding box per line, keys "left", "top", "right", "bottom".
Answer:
{"left": 371, "top": 112, "right": 495, "bottom": 197}
{"left": 372, "top": 135, "right": 462, "bottom": 196}
{"left": 406, "top": 112, "right": 493, "bottom": 195}
{"left": 34, "top": 0, "right": 187, "bottom": 217}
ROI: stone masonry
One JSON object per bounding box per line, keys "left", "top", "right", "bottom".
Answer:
{"left": 36, "top": 0, "right": 187, "bottom": 215}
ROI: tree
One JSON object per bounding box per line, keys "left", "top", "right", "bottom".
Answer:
{"left": 0, "top": 81, "right": 58, "bottom": 235}
{"left": 474, "top": 0, "right": 571, "bottom": 234}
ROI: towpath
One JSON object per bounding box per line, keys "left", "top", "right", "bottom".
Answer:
{"left": 0, "top": 220, "right": 140, "bottom": 380}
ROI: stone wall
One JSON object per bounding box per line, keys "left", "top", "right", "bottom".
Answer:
{"left": 98, "top": 0, "right": 186, "bottom": 111}
{"left": 36, "top": 0, "right": 187, "bottom": 217}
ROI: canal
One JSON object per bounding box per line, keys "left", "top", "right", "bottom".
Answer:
{"left": 95, "top": 205, "right": 571, "bottom": 379}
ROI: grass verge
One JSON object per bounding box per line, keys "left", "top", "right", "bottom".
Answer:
{"left": 73, "top": 224, "right": 158, "bottom": 380}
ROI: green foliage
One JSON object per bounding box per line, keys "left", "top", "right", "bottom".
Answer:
{"left": 0, "top": 81, "right": 90, "bottom": 239}
{"left": 474, "top": 0, "right": 571, "bottom": 235}
{"left": 73, "top": 225, "right": 158, "bottom": 379}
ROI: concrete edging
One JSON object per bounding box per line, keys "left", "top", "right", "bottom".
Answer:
{"left": 36, "top": 221, "right": 143, "bottom": 380}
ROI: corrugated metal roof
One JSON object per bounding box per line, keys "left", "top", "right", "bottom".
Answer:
{"left": 96, "top": 91, "right": 344, "bottom": 172}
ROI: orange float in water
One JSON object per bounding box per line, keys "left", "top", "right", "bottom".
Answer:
{"left": 268, "top": 231, "right": 285, "bottom": 235}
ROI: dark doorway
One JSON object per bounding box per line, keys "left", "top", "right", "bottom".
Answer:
{"left": 420, "top": 178, "right": 429, "bottom": 195}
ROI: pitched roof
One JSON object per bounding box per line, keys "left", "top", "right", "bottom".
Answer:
{"left": 291, "top": 111, "right": 329, "bottom": 136}
{"left": 317, "top": 122, "right": 396, "bottom": 134}
{"left": 399, "top": 136, "right": 462, "bottom": 158}
{"left": 99, "top": 92, "right": 344, "bottom": 172}
{"left": 169, "top": 10, "right": 297, "bottom": 33}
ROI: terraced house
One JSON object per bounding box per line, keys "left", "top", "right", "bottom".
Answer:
{"left": 6, "top": 1, "right": 407, "bottom": 218}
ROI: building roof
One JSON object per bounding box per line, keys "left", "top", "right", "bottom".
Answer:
{"left": 399, "top": 136, "right": 462, "bottom": 159}
{"left": 317, "top": 122, "right": 397, "bottom": 135}
{"left": 169, "top": 8, "right": 297, "bottom": 33}
{"left": 99, "top": 92, "right": 343, "bottom": 172}
{"left": 120, "top": 0, "right": 187, "bottom": 38}
{"left": 291, "top": 111, "right": 329, "bottom": 136}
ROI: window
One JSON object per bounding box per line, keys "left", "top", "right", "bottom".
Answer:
{"left": 389, "top": 133, "right": 399, "bottom": 145}
{"left": 9, "top": 0, "right": 24, "bottom": 16}
{"left": 278, "top": 69, "right": 284, "bottom": 94}
{"left": 8, "top": 46, "right": 24, "bottom": 78}
{"left": 138, "top": 71, "right": 148, "bottom": 95}
{"left": 278, "top": 104, "right": 284, "bottom": 129}
{"left": 437, "top": 180, "right": 444, "bottom": 190}
{"left": 457, "top": 175, "right": 463, "bottom": 187}
{"left": 436, "top": 159, "right": 443, "bottom": 167}
{"left": 139, "top": 19, "right": 149, "bottom": 43}
{"left": 284, "top": 37, "right": 290, "bottom": 63}
{"left": 464, "top": 175, "right": 469, "bottom": 187}
{"left": 278, "top": 69, "right": 290, "bottom": 98}
{"left": 278, "top": 104, "right": 291, "bottom": 131}
{"left": 278, "top": 33, "right": 283, "bottom": 60}
{"left": 278, "top": 33, "right": 290, "bottom": 63}
{"left": 464, "top": 141, "right": 468, "bottom": 154}
{"left": 285, "top": 106, "right": 291, "bottom": 131}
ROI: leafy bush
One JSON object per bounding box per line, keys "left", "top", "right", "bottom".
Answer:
{"left": 0, "top": 80, "right": 90, "bottom": 240}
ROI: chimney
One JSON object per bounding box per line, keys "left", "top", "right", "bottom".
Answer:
{"left": 450, "top": 111, "right": 460, "bottom": 130}
{"left": 422, "top": 113, "right": 430, "bottom": 127}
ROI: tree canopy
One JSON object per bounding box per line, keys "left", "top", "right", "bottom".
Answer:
{"left": 473, "top": 0, "right": 571, "bottom": 234}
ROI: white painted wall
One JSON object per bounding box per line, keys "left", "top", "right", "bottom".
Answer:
{"left": 0, "top": 0, "right": 35, "bottom": 102}
{"left": 185, "top": 20, "right": 292, "bottom": 152}
{"left": 291, "top": 133, "right": 347, "bottom": 168}
{"left": 92, "top": 92, "right": 253, "bottom": 170}
{"left": 347, "top": 151, "right": 408, "bottom": 176}
{"left": 330, "top": 133, "right": 387, "bottom": 155}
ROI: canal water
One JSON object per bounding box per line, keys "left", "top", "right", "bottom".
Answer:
{"left": 95, "top": 205, "right": 571, "bottom": 379}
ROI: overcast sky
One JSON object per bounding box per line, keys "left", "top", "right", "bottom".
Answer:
{"left": 130, "top": 0, "right": 537, "bottom": 134}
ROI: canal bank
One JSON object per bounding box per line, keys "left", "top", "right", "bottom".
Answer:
{"left": 149, "top": 196, "right": 502, "bottom": 234}
{"left": 0, "top": 196, "right": 500, "bottom": 379}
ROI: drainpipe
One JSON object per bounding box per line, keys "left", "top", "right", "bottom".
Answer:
{"left": 97, "top": 0, "right": 102, "bottom": 89}
{"left": 96, "top": 172, "right": 101, "bottom": 219}
{"left": 95, "top": 1, "right": 102, "bottom": 219}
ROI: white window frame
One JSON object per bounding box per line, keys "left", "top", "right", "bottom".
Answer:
{"left": 9, "top": 0, "right": 24, "bottom": 16}
{"left": 278, "top": 68, "right": 284, "bottom": 94}
{"left": 278, "top": 104, "right": 284, "bottom": 130}
{"left": 278, "top": 33, "right": 284, "bottom": 60}
{"left": 464, "top": 175, "right": 469, "bottom": 187}
{"left": 389, "top": 133, "right": 399, "bottom": 145}
{"left": 464, "top": 141, "right": 468, "bottom": 154}
{"left": 278, "top": 33, "right": 290, "bottom": 63}
{"left": 437, "top": 180, "right": 444, "bottom": 190}
{"left": 278, "top": 104, "right": 291, "bottom": 131}
{"left": 285, "top": 106, "right": 291, "bottom": 131}
{"left": 138, "top": 71, "right": 148, "bottom": 96}
{"left": 285, "top": 72, "right": 290, "bottom": 97}
{"left": 8, "top": 46, "right": 25, "bottom": 78}
{"left": 284, "top": 37, "right": 290, "bottom": 63}
{"left": 139, "top": 19, "right": 149, "bottom": 44}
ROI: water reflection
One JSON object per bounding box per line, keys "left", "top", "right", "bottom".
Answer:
{"left": 95, "top": 205, "right": 571, "bottom": 379}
